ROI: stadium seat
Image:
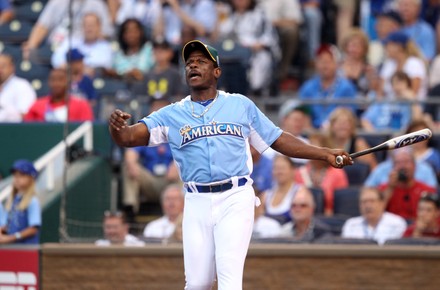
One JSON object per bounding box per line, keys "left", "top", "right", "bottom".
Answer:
{"left": 14, "top": 0, "right": 45, "bottom": 23}
{"left": 0, "top": 20, "right": 33, "bottom": 44}
{"left": 15, "top": 60, "right": 51, "bottom": 80}
{"left": 29, "top": 43, "right": 54, "bottom": 65}
{"left": 308, "top": 187, "right": 324, "bottom": 214}
{"left": 30, "top": 78, "right": 49, "bottom": 97}
{"left": 0, "top": 42, "right": 22, "bottom": 62}
{"left": 314, "top": 236, "right": 378, "bottom": 245}
{"left": 93, "top": 77, "right": 128, "bottom": 98}
{"left": 333, "top": 187, "right": 361, "bottom": 218}
{"left": 384, "top": 237, "right": 440, "bottom": 246}
{"left": 359, "top": 132, "right": 390, "bottom": 162}
{"left": 343, "top": 162, "right": 370, "bottom": 186}
{"left": 315, "top": 214, "right": 348, "bottom": 236}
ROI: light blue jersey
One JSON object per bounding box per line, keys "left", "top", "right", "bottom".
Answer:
{"left": 140, "top": 91, "right": 282, "bottom": 183}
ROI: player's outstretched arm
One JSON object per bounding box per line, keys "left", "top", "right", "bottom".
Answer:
{"left": 108, "top": 109, "right": 150, "bottom": 147}
{"left": 271, "top": 132, "right": 353, "bottom": 168}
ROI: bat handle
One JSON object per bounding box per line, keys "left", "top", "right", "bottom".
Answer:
{"left": 335, "top": 155, "right": 344, "bottom": 166}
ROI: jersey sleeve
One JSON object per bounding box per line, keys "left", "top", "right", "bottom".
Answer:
{"left": 139, "top": 107, "right": 171, "bottom": 146}
{"left": 27, "top": 197, "right": 42, "bottom": 227}
{"left": 240, "top": 96, "right": 282, "bottom": 153}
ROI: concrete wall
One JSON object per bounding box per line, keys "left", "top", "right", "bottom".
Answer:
{"left": 41, "top": 243, "right": 440, "bottom": 290}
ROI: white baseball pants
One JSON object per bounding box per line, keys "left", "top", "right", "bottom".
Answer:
{"left": 182, "top": 184, "right": 255, "bottom": 290}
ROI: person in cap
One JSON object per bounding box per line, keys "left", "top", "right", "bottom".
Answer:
{"left": 65, "top": 48, "right": 98, "bottom": 105}
{"left": 0, "top": 160, "right": 41, "bottom": 244}
{"left": 369, "top": 10, "right": 403, "bottom": 67}
{"left": 108, "top": 39, "right": 353, "bottom": 290}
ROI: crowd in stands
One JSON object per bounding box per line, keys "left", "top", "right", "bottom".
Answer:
{"left": 2, "top": 0, "right": 440, "bottom": 246}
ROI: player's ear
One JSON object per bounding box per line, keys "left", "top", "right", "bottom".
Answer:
{"left": 214, "top": 66, "right": 221, "bottom": 79}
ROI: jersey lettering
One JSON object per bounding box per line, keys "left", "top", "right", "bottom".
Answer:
{"left": 180, "top": 122, "right": 244, "bottom": 147}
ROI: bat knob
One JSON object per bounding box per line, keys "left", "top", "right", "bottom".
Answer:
{"left": 335, "top": 156, "right": 344, "bottom": 166}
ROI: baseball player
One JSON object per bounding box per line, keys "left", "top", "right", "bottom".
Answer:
{"left": 109, "top": 40, "right": 353, "bottom": 290}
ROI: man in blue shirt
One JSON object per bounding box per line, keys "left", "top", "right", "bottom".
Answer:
{"left": 109, "top": 40, "right": 353, "bottom": 290}
{"left": 398, "top": 0, "right": 436, "bottom": 60}
{"left": 299, "top": 44, "right": 358, "bottom": 128}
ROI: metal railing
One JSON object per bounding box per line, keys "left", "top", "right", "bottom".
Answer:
{"left": 0, "top": 121, "right": 93, "bottom": 203}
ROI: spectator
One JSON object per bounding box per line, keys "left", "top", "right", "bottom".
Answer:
{"left": 339, "top": 28, "right": 378, "bottom": 96}
{"left": 143, "top": 184, "right": 184, "bottom": 240}
{"left": 404, "top": 193, "right": 440, "bottom": 238}
{"left": 22, "top": 0, "right": 113, "bottom": 59}
{"left": 279, "top": 185, "right": 333, "bottom": 242}
{"left": 298, "top": 44, "right": 358, "bottom": 128}
{"left": 278, "top": 99, "right": 313, "bottom": 138}
{"left": 0, "top": 202, "right": 4, "bottom": 228}
{"left": 379, "top": 147, "right": 437, "bottom": 221}
{"left": 250, "top": 146, "right": 273, "bottom": 195}
{"left": 257, "top": 0, "right": 302, "bottom": 84}
{"left": 0, "top": 160, "right": 41, "bottom": 245}
{"left": 0, "top": 54, "right": 37, "bottom": 122}
{"left": 294, "top": 132, "right": 349, "bottom": 216}
{"left": 65, "top": 48, "right": 98, "bottom": 106}
{"left": 406, "top": 119, "right": 440, "bottom": 181}
{"left": 95, "top": 210, "right": 145, "bottom": 246}
{"left": 51, "top": 12, "right": 113, "bottom": 76}
{"left": 105, "top": 18, "right": 154, "bottom": 82}
{"left": 264, "top": 154, "right": 301, "bottom": 225}
{"left": 364, "top": 153, "right": 438, "bottom": 189}
{"left": 154, "top": 0, "right": 217, "bottom": 46}
{"left": 341, "top": 187, "right": 407, "bottom": 245}
{"left": 378, "top": 31, "right": 427, "bottom": 101}
{"left": 368, "top": 10, "right": 403, "bottom": 68}
{"left": 107, "top": 0, "right": 161, "bottom": 37}
{"left": 397, "top": 0, "right": 436, "bottom": 61}
{"left": 300, "top": 0, "right": 322, "bottom": 61}
{"left": 0, "top": 0, "right": 13, "bottom": 26}
{"left": 334, "top": 0, "right": 356, "bottom": 46}
{"left": 362, "top": 71, "right": 422, "bottom": 132}
{"left": 218, "top": 0, "right": 279, "bottom": 96}
{"left": 327, "top": 107, "right": 377, "bottom": 170}
{"left": 122, "top": 99, "right": 180, "bottom": 217}
{"left": 24, "top": 68, "right": 94, "bottom": 122}
{"left": 142, "top": 39, "right": 182, "bottom": 100}
{"left": 252, "top": 192, "right": 282, "bottom": 239}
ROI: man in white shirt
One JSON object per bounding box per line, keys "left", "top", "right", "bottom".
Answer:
{"left": 342, "top": 187, "right": 407, "bottom": 245}
{"left": 95, "top": 211, "right": 145, "bottom": 246}
{"left": 143, "top": 184, "right": 184, "bottom": 240}
{"left": 51, "top": 12, "right": 113, "bottom": 76}
{"left": 0, "top": 54, "right": 37, "bottom": 122}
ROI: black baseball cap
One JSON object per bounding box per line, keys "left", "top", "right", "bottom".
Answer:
{"left": 182, "top": 40, "right": 220, "bottom": 67}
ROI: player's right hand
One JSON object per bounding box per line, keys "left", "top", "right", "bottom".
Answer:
{"left": 109, "top": 109, "right": 132, "bottom": 131}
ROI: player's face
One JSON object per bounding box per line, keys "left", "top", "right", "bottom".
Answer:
{"left": 185, "top": 51, "right": 220, "bottom": 90}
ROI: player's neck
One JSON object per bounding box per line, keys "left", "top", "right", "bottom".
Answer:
{"left": 191, "top": 88, "right": 218, "bottom": 102}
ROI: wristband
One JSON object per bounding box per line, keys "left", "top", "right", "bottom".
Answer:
{"left": 14, "top": 232, "right": 22, "bottom": 240}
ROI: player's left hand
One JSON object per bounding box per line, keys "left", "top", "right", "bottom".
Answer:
{"left": 109, "top": 109, "right": 132, "bottom": 131}
{"left": 328, "top": 149, "right": 353, "bottom": 168}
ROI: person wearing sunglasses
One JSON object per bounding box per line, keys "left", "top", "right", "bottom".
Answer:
{"left": 279, "top": 185, "right": 332, "bottom": 242}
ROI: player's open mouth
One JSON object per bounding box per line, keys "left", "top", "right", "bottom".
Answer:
{"left": 189, "top": 71, "right": 201, "bottom": 80}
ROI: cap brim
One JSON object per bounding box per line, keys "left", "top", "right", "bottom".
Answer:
{"left": 182, "top": 40, "right": 217, "bottom": 65}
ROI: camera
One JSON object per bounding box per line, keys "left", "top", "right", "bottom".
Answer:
{"left": 397, "top": 169, "right": 409, "bottom": 182}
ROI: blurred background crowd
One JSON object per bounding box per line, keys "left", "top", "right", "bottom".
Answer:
{"left": 2, "top": 0, "right": 440, "bottom": 246}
